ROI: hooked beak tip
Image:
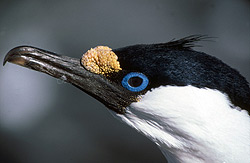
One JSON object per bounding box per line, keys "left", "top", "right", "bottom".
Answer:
{"left": 3, "top": 46, "right": 34, "bottom": 67}
{"left": 3, "top": 49, "right": 11, "bottom": 66}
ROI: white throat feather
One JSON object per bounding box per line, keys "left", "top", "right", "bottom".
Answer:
{"left": 115, "top": 85, "right": 250, "bottom": 163}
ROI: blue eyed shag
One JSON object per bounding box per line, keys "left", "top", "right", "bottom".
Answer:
{"left": 3, "top": 35, "right": 250, "bottom": 163}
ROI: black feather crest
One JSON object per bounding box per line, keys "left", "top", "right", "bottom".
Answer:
{"left": 165, "top": 35, "right": 213, "bottom": 49}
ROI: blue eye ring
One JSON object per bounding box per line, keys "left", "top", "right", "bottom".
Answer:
{"left": 122, "top": 72, "right": 149, "bottom": 92}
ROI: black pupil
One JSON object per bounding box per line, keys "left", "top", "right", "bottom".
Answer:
{"left": 128, "top": 77, "right": 143, "bottom": 87}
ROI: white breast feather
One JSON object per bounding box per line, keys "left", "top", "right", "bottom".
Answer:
{"left": 115, "top": 85, "right": 250, "bottom": 163}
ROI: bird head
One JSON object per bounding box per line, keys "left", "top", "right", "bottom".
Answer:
{"left": 4, "top": 35, "right": 250, "bottom": 162}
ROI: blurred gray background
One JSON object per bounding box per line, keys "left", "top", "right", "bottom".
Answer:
{"left": 0, "top": 0, "right": 249, "bottom": 162}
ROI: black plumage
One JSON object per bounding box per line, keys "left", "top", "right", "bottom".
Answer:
{"left": 113, "top": 35, "right": 250, "bottom": 112}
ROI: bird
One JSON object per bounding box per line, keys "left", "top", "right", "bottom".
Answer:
{"left": 3, "top": 35, "right": 250, "bottom": 163}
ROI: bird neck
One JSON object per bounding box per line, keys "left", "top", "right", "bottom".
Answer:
{"left": 116, "top": 86, "right": 250, "bottom": 163}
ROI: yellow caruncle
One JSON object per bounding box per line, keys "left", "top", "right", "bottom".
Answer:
{"left": 81, "top": 46, "right": 122, "bottom": 76}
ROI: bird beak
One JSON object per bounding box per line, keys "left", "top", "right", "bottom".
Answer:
{"left": 3, "top": 46, "right": 129, "bottom": 113}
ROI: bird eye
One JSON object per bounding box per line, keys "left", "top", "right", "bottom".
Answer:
{"left": 122, "top": 72, "right": 149, "bottom": 92}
